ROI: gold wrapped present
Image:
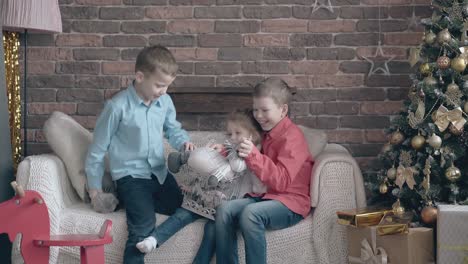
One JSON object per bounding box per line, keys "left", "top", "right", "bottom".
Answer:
{"left": 336, "top": 207, "right": 392, "bottom": 227}
{"left": 347, "top": 226, "right": 434, "bottom": 264}
{"left": 376, "top": 211, "right": 413, "bottom": 236}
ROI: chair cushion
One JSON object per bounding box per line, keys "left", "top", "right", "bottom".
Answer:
{"left": 43, "top": 111, "right": 114, "bottom": 201}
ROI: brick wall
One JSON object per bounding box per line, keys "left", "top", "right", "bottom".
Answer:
{"left": 24, "top": 0, "right": 431, "bottom": 171}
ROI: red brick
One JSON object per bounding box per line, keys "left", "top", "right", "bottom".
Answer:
{"left": 199, "top": 34, "right": 242, "bottom": 47}
{"left": 72, "top": 115, "right": 98, "bottom": 129}
{"left": 73, "top": 48, "right": 120, "bottom": 61}
{"left": 244, "top": 6, "right": 291, "bottom": 19}
{"left": 215, "top": 21, "right": 260, "bottom": 33}
{"left": 327, "top": 130, "right": 363, "bottom": 144}
{"left": 216, "top": 76, "right": 264, "bottom": 88}
{"left": 60, "top": 6, "right": 98, "bottom": 19}
{"left": 102, "top": 61, "right": 135, "bottom": 74}
{"left": 27, "top": 89, "right": 57, "bottom": 102}
{"left": 290, "top": 102, "right": 310, "bottom": 116}
{"left": 195, "top": 62, "right": 241, "bottom": 75}
{"left": 100, "top": 7, "right": 144, "bottom": 20}
{"left": 124, "top": 0, "right": 166, "bottom": 4}
{"left": 335, "top": 33, "right": 381, "bottom": 46}
{"left": 290, "top": 33, "right": 332, "bottom": 47}
{"left": 56, "top": 62, "right": 100, "bottom": 75}
{"left": 76, "top": 0, "right": 121, "bottom": 5}
{"left": 121, "top": 21, "right": 166, "bottom": 34}
{"left": 105, "top": 89, "right": 121, "bottom": 99}
{"left": 145, "top": 7, "right": 193, "bottom": 19}
{"left": 360, "top": 101, "right": 403, "bottom": 115}
{"left": 150, "top": 35, "right": 195, "bottom": 47}
{"left": 77, "top": 103, "right": 104, "bottom": 115}
{"left": 356, "top": 47, "right": 407, "bottom": 60}
{"left": 28, "top": 48, "right": 73, "bottom": 61}
{"left": 103, "top": 35, "right": 147, "bottom": 47}
{"left": 384, "top": 32, "right": 424, "bottom": 45}
{"left": 28, "top": 61, "right": 55, "bottom": 75}
{"left": 274, "top": 75, "right": 310, "bottom": 89}
{"left": 340, "top": 116, "right": 390, "bottom": 129}
{"left": 27, "top": 76, "right": 75, "bottom": 88}
{"left": 56, "top": 35, "right": 102, "bottom": 47}
{"left": 29, "top": 103, "right": 76, "bottom": 115}
{"left": 242, "top": 61, "right": 289, "bottom": 74}
{"left": 365, "top": 129, "right": 387, "bottom": 143}
{"left": 293, "top": 116, "right": 317, "bottom": 128}
{"left": 295, "top": 88, "right": 337, "bottom": 102}
{"left": 361, "top": 0, "right": 411, "bottom": 4}
{"left": 244, "top": 34, "right": 289, "bottom": 46}
{"left": 290, "top": 61, "right": 339, "bottom": 74}
{"left": 167, "top": 20, "right": 214, "bottom": 34}
{"left": 324, "top": 102, "right": 360, "bottom": 115}
{"left": 57, "top": 89, "right": 104, "bottom": 102}
{"left": 72, "top": 21, "right": 120, "bottom": 33}
{"left": 194, "top": 7, "right": 241, "bottom": 18}
{"left": 75, "top": 76, "right": 120, "bottom": 89}
{"left": 317, "top": 116, "right": 339, "bottom": 129}
{"left": 262, "top": 20, "right": 307, "bottom": 33}
{"left": 312, "top": 75, "right": 364, "bottom": 88}
{"left": 170, "top": 48, "right": 217, "bottom": 61}
{"left": 172, "top": 76, "right": 215, "bottom": 88}
{"left": 219, "top": 48, "right": 262, "bottom": 61}
{"left": 308, "top": 20, "right": 356, "bottom": 33}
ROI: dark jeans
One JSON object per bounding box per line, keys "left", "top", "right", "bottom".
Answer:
{"left": 116, "top": 173, "right": 200, "bottom": 264}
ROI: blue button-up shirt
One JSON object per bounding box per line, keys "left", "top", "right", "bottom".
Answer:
{"left": 85, "top": 84, "right": 189, "bottom": 190}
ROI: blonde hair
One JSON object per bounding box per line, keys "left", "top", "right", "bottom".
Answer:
{"left": 253, "top": 77, "right": 291, "bottom": 106}
{"left": 135, "top": 45, "right": 178, "bottom": 76}
{"left": 226, "top": 109, "right": 262, "bottom": 145}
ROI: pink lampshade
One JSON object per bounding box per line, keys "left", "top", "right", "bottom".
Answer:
{"left": 1, "top": 0, "right": 62, "bottom": 33}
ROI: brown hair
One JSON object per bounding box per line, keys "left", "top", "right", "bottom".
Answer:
{"left": 253, "top": 77, "right": 291, "bottom": 106}
{"left": 226, "top": 109, "right": 262, "bottom": 145}
{"left": 135, "top": 45, "right": 178, "bottom": 76}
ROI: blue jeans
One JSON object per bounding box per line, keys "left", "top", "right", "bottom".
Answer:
{"left": 215, "top": 196, "right": 303, "bottom": 264}
{"left": 116, "top": 174, "right": 200, "bottom": 264}
{"left": 193, "top": 220, "right": 216, "bottom": 264}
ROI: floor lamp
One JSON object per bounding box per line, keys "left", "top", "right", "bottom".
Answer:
{"left": 0, "top": 0, "right": 62, "bottom": 262}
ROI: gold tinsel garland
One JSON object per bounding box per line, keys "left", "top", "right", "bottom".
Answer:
{"left": 3, "top": 31, "right": 22, "bottom": 169}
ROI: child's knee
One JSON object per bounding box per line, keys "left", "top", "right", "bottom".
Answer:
{"left": 239, "top": 206, "right": 263, "bottom": 230}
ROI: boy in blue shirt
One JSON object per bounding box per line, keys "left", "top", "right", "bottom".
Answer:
{"left": 85, "top": 45, "right": 199, "bottom": 264}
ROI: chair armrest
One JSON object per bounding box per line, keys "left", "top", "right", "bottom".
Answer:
{"left": 309, "top": 144, "right": 366, "bottom": 263}
{"left": 310, "top": 144, "right": 366, "bottom": 208}
{"left": 16, "top": 154, "right": 80, "bottom": 231}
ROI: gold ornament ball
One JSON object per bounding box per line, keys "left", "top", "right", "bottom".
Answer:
{"left": 437, "top": 56, "right": 451, "bottom": 69}
{"left": 393, "top": 205, "right": 405, "bottom": 216}
{"left": 421, "top": 206, "right": 438, "bottom": 225}
{"left": 423, "top": 76, "right": 438, "bottom": 86}
{"left": 437, "top": 28, "right": 451, "bottom": 45}
{"left": 427, "top": 134, "right": 442, "bottom": 149}
{"left": 451, "top": 57, "right": 467, "bottom": 72}
{"left": 445, "top": 165, "right": 462, "bottom": 182}
{"left": 411, "top": 135, "right": 426, "bottom": 150}
{"left": 464, "top": 101, "right": 468, "bottom": 113}
{"left": 419, "top": 63, "right": 432, "bottom": 75}
{"left": 447, "top": 82, "right": 460, "bottom": 93}
{"left": 387, "top": 167, "right": 397, "bottom": 180}
{"left": 379, "top": 183, "right": 388, "bottom": 194}
{"left": 425, "top": 31, "right": 437, "bottom": 44}
{"left": 390, "top": 130, "right": 405, "bottom": 145}
{"left": 449, "top": 124, "right": 464, "bottom": 136}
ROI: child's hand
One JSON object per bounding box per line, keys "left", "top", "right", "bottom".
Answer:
{"left": 238, "top": 138, "right": 254, "bottom": 158}
{"left": 209, "top": 143, "right": 224, "bottom": 153}
{"left": 184, "top": 142, "right": 195, "bottom": 151}
{"left": 88, "top": 189, "right": 103, "bottom": 200}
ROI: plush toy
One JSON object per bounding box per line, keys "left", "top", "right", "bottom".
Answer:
{"left": 90, "top": 192, "right": 119, "bottom": 214}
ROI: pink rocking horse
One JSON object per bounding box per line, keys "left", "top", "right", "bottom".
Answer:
{"left": 0, "top": 181, "right": 112, "bottom": 264}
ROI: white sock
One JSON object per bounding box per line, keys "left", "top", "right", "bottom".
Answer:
{"left": 136, "top": 236, "right": 157, "bottom": 253}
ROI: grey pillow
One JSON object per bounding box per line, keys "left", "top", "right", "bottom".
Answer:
{"left": 43, "top": 111, "right": 115, "bottom": 201}
{"left": 298, "top": 125, "right": 328, "bottom": 158}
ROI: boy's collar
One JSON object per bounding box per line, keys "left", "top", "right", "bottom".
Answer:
{"left": 129, "top": 82, "right": 161, "bottom": 107}
{"left": 264, "top": 116, "right": 291, "bottom": 139}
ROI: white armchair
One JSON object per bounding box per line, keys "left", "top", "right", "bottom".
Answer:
{"left": 12, "top": 129, "right": 365, "bottom": 264}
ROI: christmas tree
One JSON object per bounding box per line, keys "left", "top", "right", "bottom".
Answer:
{"left": 367, "top": 0, "right": 468, "bottom": 225}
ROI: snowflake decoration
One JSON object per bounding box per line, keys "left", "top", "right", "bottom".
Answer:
{"left": 399, "top": 150, "right": 413, "bottom": 167}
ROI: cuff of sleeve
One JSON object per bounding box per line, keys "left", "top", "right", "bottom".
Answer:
{"left": 246, "top": 145, "right": 261, "bottom": 164}
{"left": 87, "top": 176, "right": 103, "bottom": 190}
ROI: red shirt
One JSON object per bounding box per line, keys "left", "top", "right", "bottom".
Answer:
{"left": 245, "top": 117, "right": 314, "bottom": 218}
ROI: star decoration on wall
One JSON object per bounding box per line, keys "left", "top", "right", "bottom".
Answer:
{"left": 312, "top": 0, "right": 334, "bottom": 14}
{"left": 408, "top": 8, "right": 420, "bottom": 31}
{"left": 362, "top": 42, "right": 395, "bottom": 77}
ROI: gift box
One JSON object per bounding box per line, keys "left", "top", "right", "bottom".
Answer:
{"left": 347, "top": 226, "right": 434, "bottom": 264}
{"left": 376, "top": 211, "right": 413, "bottom": 236}
{"left": 337, "top": 207, "right": 392, "bottom": 227}
{"left": 437, "top": 205, "right": 468, "bottom": 264}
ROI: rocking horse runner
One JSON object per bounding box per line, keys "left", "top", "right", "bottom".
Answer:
{"left": 0, "top": 181, "right": 113, "bottom": 264}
